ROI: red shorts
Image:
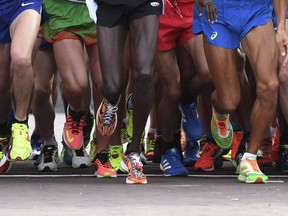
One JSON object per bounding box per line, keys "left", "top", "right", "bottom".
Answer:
{"left": 157, "top": 0, "right": 195, "bottom": 51}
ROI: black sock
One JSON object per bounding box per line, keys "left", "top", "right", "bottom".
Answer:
{"left": 0, "top": 121, "right": 9, "bottom": 135}
{"left": 68, "top": 107, "right": 85, "bottom": 122}
{"left": 181, "top": 84, "right": 196, "bottom": 105}
{"left": 13, "top": 118, "right": 28, "bottom": 125}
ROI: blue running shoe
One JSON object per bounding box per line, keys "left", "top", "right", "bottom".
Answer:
{"left": 160, "top": 148, "right": 189, "bottom": 176}
{"left": 183, "top": 140, "right": 200, "bottom": 166}
{"left": 179, "top": 102, "right": 203, "bottom": 141}
{"left": 30, "top": 134, "right": 43, "bottom": 160}
{"left": 61, "top": 140, "right": 72, "bottom": 165}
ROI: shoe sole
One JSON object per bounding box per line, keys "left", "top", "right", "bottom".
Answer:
{"left": 94, "top": 171, "right": 117, "bottom": 178}
{"left": 37, "top": 163, "right": 58, "bottom": 172}
{"left": 238, "top": 174, "right": 268, "bottom": 183}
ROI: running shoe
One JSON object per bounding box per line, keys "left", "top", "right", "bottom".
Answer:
{"left": 95, "top": 153, "right": 117, "bottom": 178}
{"left": 121, "top": 152, "right": 147, "bottom": 184}
{"left": 234, "top": 133, "right": 249, "bottom": 172}
{"left": 30, "top": 134, "right": 43, "bottom": 160}
{"left": 62, "top": 113, "right": 84, "bottom": 150}
{"left": 35, "top": 144, "right": 58, "bottom": 172}
{"left": 0, "top": 135, "right": 11, "bottom": 173}
{"left": 126, "top": 94, "right": 133, "bottom": 144}
{"left": 121, "top": 122, "right": 128, "bottom": 144}
{"left": 211, "top": 108, "right": 233, "bottom": 149}
{"left": 179, "top": 102, "right": 203, "bottom": 141}
{"left": 96, "top": 98, "right": 118, "bottom": 136}
{"left": 231, "top": 130, "right": 244, "bottom": 161}
{"left": 257, "top": 138, "right": 273, "bottom": 167}
{"left": 270, "top": 128, "right": 280, "bottom": 165}
{"left": 279, "top": 135, "right": 288, "bottom": 172}
{"left": 194, "top": 140, "right": 223, "bottom": 171}
{"left": 61, "top": 140, "right": 73, "bottom": 165}
{"left": 145, "top": 132, "right": 156, "bottom": 160}
{"left": 71, "top": 147, "right": 92, "bottom": 168}
{"left": 7, "top": 123, "right": 32, "bottom": 161}
{"left": 108, "top": 145, "right": 125, "bottom": 172}
{"left": 83, "top": 112, "right": 94, "bottom": 147}
{"left": 238, "top": 157, "right": 268, "bottom": 183}
{"left": 89, "top": 137, "right": 97, "bottom": 163}
{"left": 160, "top": 148, "right": 189, "bottom": 176}
{"left": 183, "top": 140, "right": 200, "bottom": 166}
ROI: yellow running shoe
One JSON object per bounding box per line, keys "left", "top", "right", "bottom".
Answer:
{"left": 8, "top": 123, "right": 32, "bottom": 161}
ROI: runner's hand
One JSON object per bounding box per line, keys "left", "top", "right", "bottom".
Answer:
{"left": 195, "top": 0, "right": 217, "bottom": 23}
{"left": 276, "top": 27, "right": 288, "bottom": 66}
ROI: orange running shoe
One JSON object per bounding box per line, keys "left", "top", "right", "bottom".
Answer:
{"left": 96, "top": 99, "right": 118, "bottom": 136}
{"left": 63, "top": 114, "right": 84, "bottom": 150}
{"left": 121, "top": 152, "right": 147, "bottom": 184}
{"left": 95, "top": 153, "right": 117, "bottom": 178}
{"left": 194, "top": 141, "right": 222, "bottom": 171}
{"left": 231, "top": 130, "right": 244, "bottom": 161}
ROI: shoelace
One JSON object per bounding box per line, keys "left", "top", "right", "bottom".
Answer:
{"left": 66, "top": 116, "right": 84, "bottom": 135}
{"left": 200, "top": 143, "right": 217, "bottom": 161}
{"left": 217, "top": 118, "right": 229, "bottom": 137}
{"left": 245, "top": 158, "right": 261, "bottom": 173}
{"left": 129, "top": 154, "right": 143, "bottom": 177}
{"left": 13, "top": 124, "right": 28, "bottom": 141}
{"left": 103, "top": 102, "right": 118, "bottom": 125}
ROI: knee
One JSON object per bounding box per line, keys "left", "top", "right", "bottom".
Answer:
{"left": 218, "top": 92, "right": 240, "bottom": 113}
{"left": 11, "top": 53, "right": 31, "bottom": 76}
{"left": 101, "top": 81, "right": 123, "bottom": 102}
{"left": 134, "top": 71, "right": 153, "bottom": 85}
{"left": 63, "top": 81, "right": 88, "bottom": 98}
{"left": 257, "top": 79, "right": 279, "bottom": 105}
{"left": 33, "top": 84, "right": 52, "bottom": 104}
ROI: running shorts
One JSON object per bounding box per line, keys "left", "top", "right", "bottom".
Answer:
{"left": 0, "top": 0, "right": 42, "bottom": 44}
{"left": 96, "top": 0, "right": 163, "bottom": 28}
{"left": 41, "top": 0, "right": 96, "bottom": 45}
{"left": 192, "top": 0, "right": 273, "bottom": 49}
{"left": 157, "top": 0, "right": 195, "bottom": 51}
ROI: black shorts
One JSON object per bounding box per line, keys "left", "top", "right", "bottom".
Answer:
{"left": 96, "top": 0, "right": 163, "bottom": 28}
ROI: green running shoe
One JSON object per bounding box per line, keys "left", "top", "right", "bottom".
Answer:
{"left": 8, "top": 123, "right": 32, "bottom": 161}
{"left": 108, "top": 145, "right": 125, "bottom": 172}
{"left": 238, "top": 157, "right": 268, "bottom": 183}
{"left": 211, "top": 108, "right": 233, "bottom": 149}
{"left": 89, "top": 137, "right": 97, "bottom": 162}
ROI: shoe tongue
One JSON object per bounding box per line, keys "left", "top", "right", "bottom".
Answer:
{"left": 97, "top": 153, "right": 108, "bottom": 163}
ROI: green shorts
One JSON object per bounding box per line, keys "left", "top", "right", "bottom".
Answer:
{"left": 42, "top": 0, "right": 96, "bottom": 45}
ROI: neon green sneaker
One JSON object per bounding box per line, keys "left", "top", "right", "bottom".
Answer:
{"left": 238, "top": 157, "right": 268, "bottom": 183}
{"left": 211, "top": 108, "right": 233, "bottom": 149}
{"left": 108, "top": 145, "right": 125, "bottom": 172}
{"left": 89, "top": 137, "right": 97, "bottom": 162}
{"left": 222, "top": 150, "right": 231, "bottom": 161}
{"left": 126, "top": 94, "right": 133, "bottom": 144}
{"left": 8, "top": 123, "right": 32, "bottom": 161}
{"left": 145, "top": 132, "right": 156, "bottom": 160}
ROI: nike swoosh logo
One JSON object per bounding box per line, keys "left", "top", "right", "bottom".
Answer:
{"left": 21, "top": 2, "right": 35, "bottom": 7}
{"left": 66, "top": 130, "right": 74, "bottom": 143}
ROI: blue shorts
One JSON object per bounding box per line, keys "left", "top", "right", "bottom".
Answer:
{"left": 192, "top": 0, "right": 273, "bottom": 49}
{"left": 0, "top": 0, "right": 42, "bottom": 44}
